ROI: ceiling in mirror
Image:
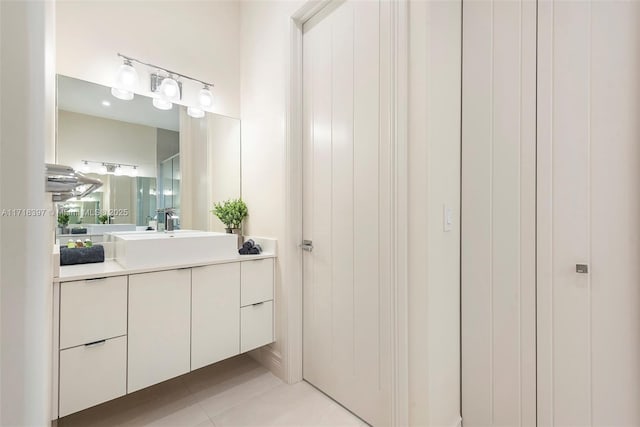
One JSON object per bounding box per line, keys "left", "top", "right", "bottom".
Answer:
{"left": 57, "top": 75, "right": 179, "bottom": 131}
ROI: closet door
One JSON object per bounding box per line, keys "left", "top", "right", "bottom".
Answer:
{"left": 537, "top": 1, "right": 640, "bottom": 425}
{"left": 461, "top": 1, "right": 537, "bottom": 425}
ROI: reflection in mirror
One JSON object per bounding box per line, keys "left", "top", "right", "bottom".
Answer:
{"left": 56, "top": 75, "right": 179, "bottom": 236}
{"left": 55, "top": 74, "right": 241, "bottom": 239}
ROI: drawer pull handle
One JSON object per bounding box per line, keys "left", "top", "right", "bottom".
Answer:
{"left": 84, "top": 339, "right": 106, "bottom": 347}
{"left": 85, "top": 277, "right": 108, "bottom": 282}
{"left": 252, "top": 302, "right": 265, "bottom": 307}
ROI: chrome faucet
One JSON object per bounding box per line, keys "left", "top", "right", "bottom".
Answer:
{"left": 157, "top": 208, "right": 176, "bottom": 232}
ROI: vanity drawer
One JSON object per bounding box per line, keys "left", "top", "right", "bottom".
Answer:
{"left": 240, "top": 258, "right": 274, "bottom": 306}
{"left": 59, "top": 335, "right": 127, "bottom": 417}
{"left": 60, "top": 276, "right": 127, "bottom": 349}
{"left": 241, "top": 300, "right": 274, "bottom": 353}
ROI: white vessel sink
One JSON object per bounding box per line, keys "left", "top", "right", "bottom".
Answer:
{"left": 111, "top": 230, "right": 238, "bottom": 269}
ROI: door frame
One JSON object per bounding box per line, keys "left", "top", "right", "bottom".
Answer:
{"left": 282, "top": 0, "right": 409, "bottom": 425}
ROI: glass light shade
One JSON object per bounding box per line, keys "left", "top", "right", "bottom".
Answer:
{"left": 114, "top": 165, "right": 124, "bottom": 176}
{"left": 187, "top": 106, "right": 205, "bottom": 118}
{"left": 129, "top": 166, "right": 138, "bottom": 177}
{"left": 198, "top": 87, "right": 214, "bottom": 109}
{"left": 81, "top": 162, "right": 90, "bottom": 173}
{"left": 114, "top": 63, "right": 138, "bottom": 91}
{"left": 111, "top": 87, "right": 134, "bottom": 101}
{"left": 152, "top": 97, "right": 173, "bottom": 110}
{"left": 159, "top": 77, "right": 180, "bottom": 101}
{"left": 98, "top": 164, "right": 108, "bottom": 174}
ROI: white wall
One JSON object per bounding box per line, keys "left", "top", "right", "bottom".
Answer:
{"left": 56, "top": 1, "right": 241, "bottom": 118}
{"left": 408, "top": 1, "right": 462, "bottom": 426}
{"left": 461, "top": 1, "right": 537, "bottom": 426}
{"left": 209, "top": 114, "right": 241, "bottom": 232}
{"left": 0, "top": 1, "right": 56, "bottom": 424}
{"left": 240, "top": 0, "right": 304, "bottom": 379}
{"left": 58, "top": 110, "right": 158, "bottom": 177}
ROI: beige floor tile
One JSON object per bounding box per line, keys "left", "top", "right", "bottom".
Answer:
{"left": 192, "top": 365, "right": 283, "bottom": 419}
{"left": 211, "top": 382, "right": 365, "bottom": 427}
{"left": 57, "top": 355, "right": 364, "bottom": 427}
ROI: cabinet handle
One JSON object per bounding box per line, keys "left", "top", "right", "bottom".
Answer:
{"left": 252, "top": 301, "right": 265, "bottom": 307}
{"left": 85, "top": 277, "right": 107, "bottom": 282}
{"left": 84, "top": 339, "right": 106, "bottom": 348}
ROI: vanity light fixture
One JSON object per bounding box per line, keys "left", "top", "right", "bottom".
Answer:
{"left": 198, "top": 85, "right": 214, "bottom": 109}
{"left": 84, "top": 160, "right": 139, "bottom": 176}
{"left": 112, "top": 53, "right": 214, "bottom": 118}
{"left": 158, "top": 75, "right": 180, "bottom": 101}
{"left": 81, "top": 160, "right": 91, "bottom": 173}
{"left": 187, "top": 84, "right": 213, "bottom": 118}
{"left": 111, "top": 57, "right": 139, "bottom": 100}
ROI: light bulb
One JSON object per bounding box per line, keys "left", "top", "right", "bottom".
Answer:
{"left": 159, "top": 76, "right": 180, "bottom": 101}
{"left": 111, "top": 87, "right": 134, "bottom": 101}
{"left": 187, "top": 106, "right": 205, "bottom": 118}
{"left": 111, "top": 60, "right": 138, "bottom": 100}
{"left": 153, "top": 97, "right": 173, "bottom": 110}
{"left": 114, "top": 165, "right": 124, "bottom": 176}
{"left": 129, "top": 166, "right": 138, "bottom": 177}
{"left": 81, "top": 161, "right": 90, "bottom": 173}
{"left": 198, "top": 86, "right": 213, "bottom": 109}
{"left": 98, "top": 164, "right": 108, "bottom": 174}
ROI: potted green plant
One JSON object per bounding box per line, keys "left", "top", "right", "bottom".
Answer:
{"left": 211, "top": 198, "right": 248, "bottom": 246}
{"left": 58, "top": 212, "right": 70, "bottom": 234}
{"left": 98, "top": 214, "right": 109, "bottom": 225}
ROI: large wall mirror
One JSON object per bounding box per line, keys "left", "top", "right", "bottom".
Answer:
{"left": 55, "top": 75, "right": 240, "bottom": 237}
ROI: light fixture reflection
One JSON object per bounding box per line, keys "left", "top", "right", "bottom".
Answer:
{"left": 152, "top": 97, "right": 173, "bottom": 110}
{"left": 187, "top": 106, "right": 205, "bottom": 118}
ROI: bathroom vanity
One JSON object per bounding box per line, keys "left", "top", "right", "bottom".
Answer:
{"left": 51, "top": 236, "right": 276, "bottom": 419}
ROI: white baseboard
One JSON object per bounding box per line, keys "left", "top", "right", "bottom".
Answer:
{"left": 248, "top": 344, "right": 284, "bottom": 380}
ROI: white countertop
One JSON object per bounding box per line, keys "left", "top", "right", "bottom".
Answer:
{"left": 56, "top": 252, "right": 276, "bottom": 283}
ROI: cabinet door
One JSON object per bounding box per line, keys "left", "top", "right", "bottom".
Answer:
{"left": 240, "top": 258, "right": 274, "bottom": 306}
{"left": 128, "top": 269, "right": 191, "bottom": 393}
{"left": 59, "top": 336, "right": 127, "bottom": 417}
{"left": 60, "top": 276, "right": 128, "bottom": 349}
{"left": 241, "top": 300, "right": 273, "bottom": 353}
{"left": 192, "top": 263, "right": 240, "bottom": 370}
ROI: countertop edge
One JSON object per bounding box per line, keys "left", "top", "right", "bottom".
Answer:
{"left": 54, "top": 253, "right": 277, "bottom": 283}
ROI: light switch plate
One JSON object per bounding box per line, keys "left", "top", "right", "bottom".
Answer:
{"left": 443, "top": 205, "right": 453, "bottom": 232}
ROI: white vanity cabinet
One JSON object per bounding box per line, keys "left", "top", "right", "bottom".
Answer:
{"left": 240, "top": 259, "right": 274, "bottom": 352}
{"left": 53, "top": 254, "right": 275, "bottom": 419}
{"left": 58, "top": 276, "right": 128, "bottom": 417}
{"left": 128, "top": 268, "right": 192, "bottom": 393}
{"left": 192, "top": 263, "right": 241, "bottom": 370}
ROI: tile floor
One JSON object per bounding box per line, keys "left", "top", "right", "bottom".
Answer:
{"left": 57, "top": 355, "right": 368, "bottom": 427}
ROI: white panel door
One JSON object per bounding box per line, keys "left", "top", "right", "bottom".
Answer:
{"left": 461, "top": 1, "right": 537, "bottom": 425}
{"left": 302, "top": 1, "right": 392, "bottom": 426}
{"left": 537, "top": 1, "right": 640, "bottom": 425}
